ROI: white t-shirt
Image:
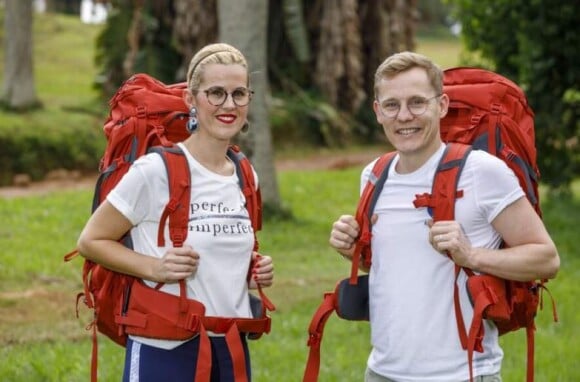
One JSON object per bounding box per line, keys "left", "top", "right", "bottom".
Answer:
{"left": 363, "top": 143, "right": 524, "bottom": 381}
{"left": 107, "top": 143, "right": 256, "bottom": 349}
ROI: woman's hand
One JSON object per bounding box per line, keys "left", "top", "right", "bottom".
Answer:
{"left": 249, "top": 252, "right": 274, "bottom": 289}
{"left": 152, "top": 245, "right": 200, "bottom": 283}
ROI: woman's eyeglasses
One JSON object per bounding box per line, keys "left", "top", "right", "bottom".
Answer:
{"left": 202, "top": 86, "right": 254, "bottom": 107}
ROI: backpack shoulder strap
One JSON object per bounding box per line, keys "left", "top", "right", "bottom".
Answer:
{"left": 227, "top": 145, "right": 262, "bottom": 240}
{"left": 413, "top": 143, "right": 472, "bottom": 221}
{"left": 350, "top": 151, "right": 397, "bottom": 284}
{"left": 148, "top": 145, "right": 191, "bottom": 248}
{"left": 226, "top": 145, "right": 275, "bottom": 315}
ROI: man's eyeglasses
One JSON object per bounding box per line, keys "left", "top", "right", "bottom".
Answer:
{"left": 376, "top": 94, "right": 441, "bottom": 118}
{"left": 202, "top": 86, "right": 254, "bottom": 107}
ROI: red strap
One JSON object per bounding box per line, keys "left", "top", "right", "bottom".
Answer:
{"left": 90, "top": 321, "right": 98, "bottom": 382}
{"left": 413, "top": 143, "right": 470, "bottom": 221}
{"left": 466, "top": 295, "right": 491, "bottom": 382}
{"left": 194, "top": 325, "right": 212, "bottom": 382}
{"left": 225, "top": 323, "right": 249, "bottom": 382}
{"left": 453, "top": 265, "right": 469, "bottom": 350}
{"left": 487, "top": 102, "right": 502, "bottom": 156}
{"left": 351, "top": 152, "right": 397, "bottom": 283}
{"left": 156, "top": 147, "right": 191, "bottom": 248}
{"left": 526, "top": 325, "right": 535, "bottom": 382}
{"left": 257, "top": 283, "right": 276, "bottom": 313}
{"left": 63, "top": 249, "right": 79, "bottom": 262}
{"left": 227, "top": 145, "right": 262, "bottom": 250}
{"left": 303, "top": 292, "right": 337, "bottom": 382}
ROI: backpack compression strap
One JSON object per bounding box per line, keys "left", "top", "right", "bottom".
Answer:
{"left": 349, "top": 152, "right": 398, "bottom": 284}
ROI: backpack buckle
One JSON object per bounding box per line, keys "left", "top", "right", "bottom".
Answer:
{"left": 184, "top": 313, "right": 201, "bottom": 332}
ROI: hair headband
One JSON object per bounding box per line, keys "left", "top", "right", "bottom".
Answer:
{"left": 189, "top": 49, "right": 232, "bottom": 81}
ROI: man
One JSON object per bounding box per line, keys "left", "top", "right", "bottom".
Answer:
{"left": 328, "top": 51, "right": 559, "bottom": 382}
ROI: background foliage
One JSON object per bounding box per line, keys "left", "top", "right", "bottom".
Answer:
{"left": 0, "top": 10, "right": 105, "bottom": 185}
{"left": 0, "top": 0, "right": 577, "bottom": 192}
{"left": 448, "top": 0, "right": 579, "bottom": 193}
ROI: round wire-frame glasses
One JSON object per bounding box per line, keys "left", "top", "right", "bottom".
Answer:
{"left": 202, "top": 86, "right": 254, "bottom": 107}
{"left": 377, "top": 94, "right": 441, "bottom": 118}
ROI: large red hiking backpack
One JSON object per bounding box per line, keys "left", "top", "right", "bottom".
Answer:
{"left": 64, "top": 73, "right": 275, "bottom": 382}
{"left": 303, "top": 68, "right": 557, "bottom": 382}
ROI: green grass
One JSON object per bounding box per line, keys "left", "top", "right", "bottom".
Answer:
{"left": 0, "top": 171, "right": 578, "bottom": 382}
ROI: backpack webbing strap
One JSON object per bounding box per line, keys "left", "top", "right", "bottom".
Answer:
{"left": 226, "top": 146, "right": 275, "bottom": 316}
{"left": 152, "top": 146, "right": 191, "bottom": 248}
{"left": 303, "top": 292, "right": 337, "bottom": 382}
{"left": 227, "top": 145, "right": 263, "bottom": 239}
{"left": 350, "top": 152, "right": 397, "bottom": 284}
{"left": 412, "top": 143, "right": 471, "bottom": 221}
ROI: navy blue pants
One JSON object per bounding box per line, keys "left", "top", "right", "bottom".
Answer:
{"left": 122, "top": 335, "right": 251, "bottom": 382}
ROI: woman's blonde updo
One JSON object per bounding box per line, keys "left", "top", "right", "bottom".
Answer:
{"left": 186, "top": 43, "right": 249, "bottom": 93}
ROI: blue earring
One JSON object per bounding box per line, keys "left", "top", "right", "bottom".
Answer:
{"left": 186, "top": 107, "right": 198, "bottom": 133}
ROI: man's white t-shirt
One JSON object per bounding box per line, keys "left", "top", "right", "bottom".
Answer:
{"left": 107, "top": 143, "right": 256, "bottom": 349}
{"left": 363, "top": 143, "right": 524, "bottom": 381}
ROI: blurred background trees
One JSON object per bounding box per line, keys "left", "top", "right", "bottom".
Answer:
{"left": 90, "top": 0, "right": 578, "bottom": 196}
{"left": 448, "top": 0, "right": 579, "bottom": 195}
{"left": 0, "top": 0, "right": 577, "bottom": 197}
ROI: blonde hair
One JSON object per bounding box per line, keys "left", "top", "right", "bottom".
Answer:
{"left": 374, "top": 51, "right": 443, "bottom": 98}
{"left": 186, "top": 43, "right": 249, "bottom": 92}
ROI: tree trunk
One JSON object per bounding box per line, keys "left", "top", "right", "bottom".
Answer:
{"left": 1, "top": 0, "right": 40, "bottom": 110}
{"left": 173, "top": 0, "right": 218, "bottom": 80}
{"left": 314, "top": 0, "right": 364, "bottom": 113}
{"left": 217, "top": 0, "right": 282, "bottom": 211}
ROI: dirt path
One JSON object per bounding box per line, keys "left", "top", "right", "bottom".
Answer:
{"left": 0, "top": 149, "right": 384, "bottom": 199}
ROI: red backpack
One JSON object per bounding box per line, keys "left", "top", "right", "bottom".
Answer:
{"left": 303, "top": 68, "right": 557, "bottom": 382}
{"left": 64, "top": 73, "right": 275, "bottom": 382}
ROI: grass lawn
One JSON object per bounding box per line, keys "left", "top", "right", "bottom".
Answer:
{"left": 0, "top": 172, "right": 579, "bottom": 381}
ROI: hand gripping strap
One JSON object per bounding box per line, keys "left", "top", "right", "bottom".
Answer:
{"left": 351, "top": 152, "right": 397, "bottom": 284}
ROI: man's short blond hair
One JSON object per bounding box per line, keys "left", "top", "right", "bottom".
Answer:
{"left": 374, "top": 51, "right": 444, "bottom": 98}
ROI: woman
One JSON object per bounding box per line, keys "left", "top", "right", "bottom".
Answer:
{"left": 77, "top": 43, "right": 274, "bottom": 382}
